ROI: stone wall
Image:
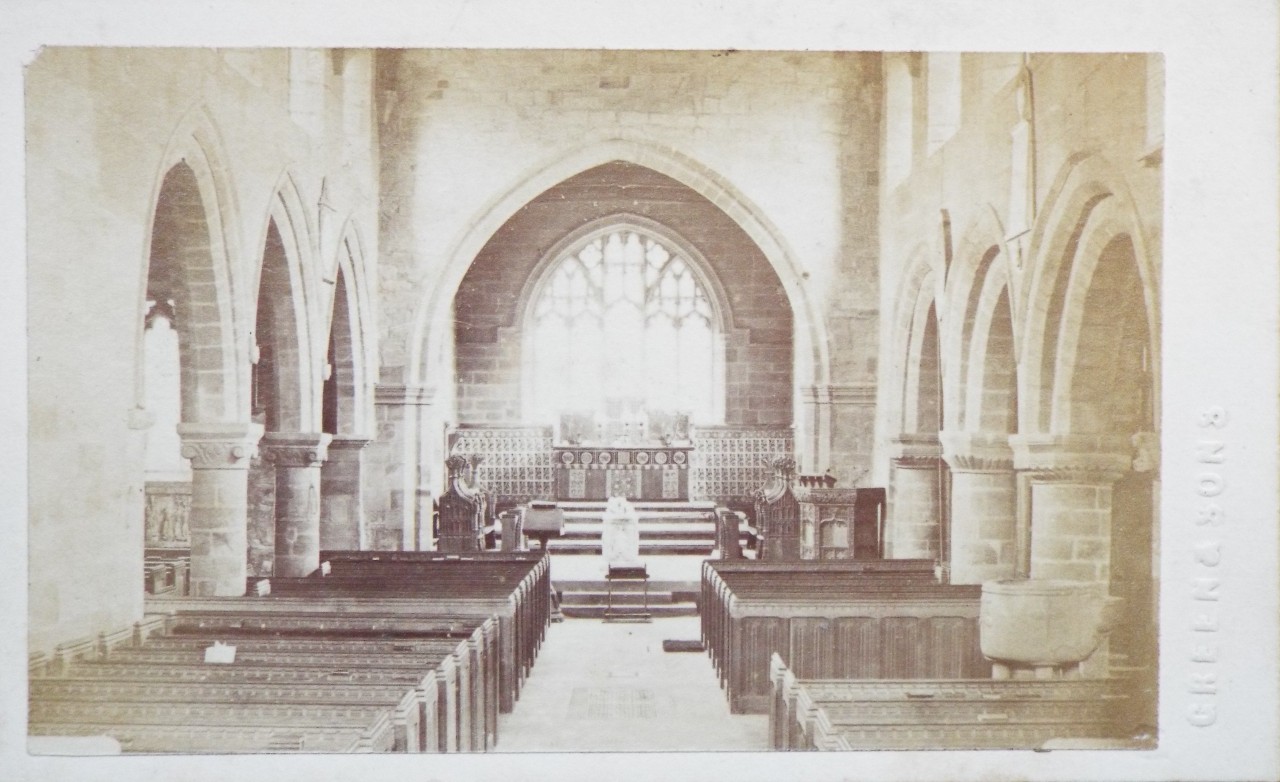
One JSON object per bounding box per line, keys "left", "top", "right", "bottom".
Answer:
{"left": 26, "top": 48, "right": 379, "bottom": 652}
{"left": 873, "top": 53, "right": 1161, "bottom": 593}
{"left": 377, "top": 49, "right": 884, "bottom": 490}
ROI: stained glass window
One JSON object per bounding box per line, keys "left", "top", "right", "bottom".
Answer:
{"left": 527, "top": 227, "right": 721, "bottom": 425}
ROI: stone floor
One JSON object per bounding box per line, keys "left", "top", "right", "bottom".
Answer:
{"left": 496, "top": 615, "right": 768, "bottom": 752}
{"left": 545, "top": 553, "right": 707, "bottom": 584}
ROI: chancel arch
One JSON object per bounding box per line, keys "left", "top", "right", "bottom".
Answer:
{"left": 405, "top": 141, "right": 830, "bottom": 513}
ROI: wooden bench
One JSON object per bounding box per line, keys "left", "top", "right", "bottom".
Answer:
{"left": 29, "top": 719, "right": 386, "bottom": 753}
{"left": 144, "top": 549, "right": 190, "bottom": 596}
{"left": 700, "top": 560, "right": 985, "bottom": 713}
{"left": 52, "top": 658, "right": 452, "bottom": 752}
{"left": 769, "top": 654, "right": 1134, "bottom": 750}
{"left": 32, "top": 553, "right": 548, "bottom": 753}
{"left": 160, "top": 608, "right": 497, "bottom": 752}
{"left": 300, "top": 552, "right": 551, "bottom": 736}
{"left": 31, "top": 611, "right": 499, "bottom": 753}
{"left": 30, "top": 696, "right": 410, "bottom": 752}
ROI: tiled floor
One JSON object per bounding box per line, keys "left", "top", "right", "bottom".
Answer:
{"left": 496, "top": 615, "right": 768, "bottom": 752}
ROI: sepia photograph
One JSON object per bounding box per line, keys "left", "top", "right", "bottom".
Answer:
{"left": 3, "top": 2, "right": 1277, "bottom": 781}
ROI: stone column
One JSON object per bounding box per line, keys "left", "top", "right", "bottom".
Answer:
{"left": 177, "top": 421, "right": 264, "bottom": 596}
{"left": 941, "top": 431, "right": 1018, "bottom": 585}
{"left": 261, "top": 432, "right": 332, "bottom": 577}
{"left": 887, "top": 434, "right": 942, "bottom": 560}
{"left": 1010, "top": 434, "right": 1131, "bottom": 584}
{"left": 321, "top": 435, "right": 371, "bottom": 551}
{"left": 367, "top": 384, "right": 433, "bottom": 550}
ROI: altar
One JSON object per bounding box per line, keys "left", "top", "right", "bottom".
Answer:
{"left": 552, "top": 445, "right": 692, "bottom": 501}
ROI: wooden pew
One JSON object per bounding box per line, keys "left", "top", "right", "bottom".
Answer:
{"left": 53, "top": 658, "right": 450, "bottom": 752}
{"left": 32, "top": 551, "right": 546, "bottom": 753}
{"left": 31, "top": 612, "right": 496, "bottom": 753}
{"left": 700, "top": 559, "right": 940, "bottom": 683}
{"left": 311, "top": 549, "right": 553, "bottom": 710}
{"left": 28, "top": 719, "right": 387, "bottom": 753}
{"left": 769, "top": 654, "right": 1133, "bottom": 750}
{"left": 153, "top": 608, "right": 495, "bottom": 752}
{"left": 701, "top": 559, "right": 985, "bottom": 713}
{"left": 30, "top": 694, "right": 410, "bottom": 752}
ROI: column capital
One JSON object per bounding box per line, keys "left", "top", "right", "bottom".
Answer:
{"left": 1009, "top": 433, "right": 1132, "bottom": 483}
{"left": 177, "top": 421, "right": 264, "bottom": 470}
{"left": 260, "top": 432, "right": 332, "bottom": 468}
{"left": 889, "top": 434, "right": 942, "bottom": 469}
{"left": 940, "top": 431, "right": 1015, "bottom": 472}
{"left": 374, "top": 384, "right": 435, "bottom": 406}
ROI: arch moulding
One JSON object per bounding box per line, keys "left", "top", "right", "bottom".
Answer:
{"left": 1018, "top": 152, "right": 1160, "bottom": 435}
{"left": 134, "top": 104, "right": 247, "bottom": 423}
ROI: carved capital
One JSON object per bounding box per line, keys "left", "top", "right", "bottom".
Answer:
{"left": 177, "top": 422, "right": 264, "bottom": 470}
{"left": 1010, "top": 433, "right": 1132, "bottom": 484}
{"left": 889, "top": 434, "right": 942, "bottom": 469}
{"left": 940, "top": 431, "right": 1015, "bottom": 473}
{"left": 260, "top": 432, "right": 332, "bottom": 468}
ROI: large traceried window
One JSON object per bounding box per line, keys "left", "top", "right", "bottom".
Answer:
{"left": 526, "top": 223, "right": 724, "bottom": 427}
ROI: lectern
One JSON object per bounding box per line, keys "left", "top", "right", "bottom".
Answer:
{"left": 522, "top": 501, "right": 565, "bottom": 551}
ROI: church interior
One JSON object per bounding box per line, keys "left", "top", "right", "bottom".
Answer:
{"left": 25, "top": 48, "right": 1162, "bottom": 754}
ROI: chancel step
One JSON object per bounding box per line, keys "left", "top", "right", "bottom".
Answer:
{"left": 541, "top": 501, "right": 755, "bottom": 557}
{"left": 554, "top": 578, "right": 700, "bottom": 619}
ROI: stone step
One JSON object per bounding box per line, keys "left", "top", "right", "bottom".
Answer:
{"left": 559, "top": 591, "right": 675, "bottom": 606}
{"left": 552, "top": 579, "right": 700, "bottom": 592}
{"left": 555, "top": 500, "right": 717, "bottom": 512}
{"left": 559, "top": 525, "right": 716, "bottom": 540}
{"left": 560, "top": 603, "right": 698, "bottom": 619}
{"left": 546, "top": 541, "right": 715, "bottom": 556}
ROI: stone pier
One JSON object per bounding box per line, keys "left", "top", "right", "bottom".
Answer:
{"left": 177, "top": 422, "right": 264, "bottom": 596}
{"left": 887, "top": 435, "right": 943, "bottom": 560}
{"left": 321, "top": 435, "right": 371, "bottom": 551}
{"left": 261, "top": 432, "right": 332, "bottom": 577}
{"left": 941, "top": 431, "right": 1018, "bottom": 585}
{"left": 1010, "top": 434, "right": 1132, "bottom": 584}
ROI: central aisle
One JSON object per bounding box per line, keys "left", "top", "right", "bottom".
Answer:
{"left": 496, "top": 615, "right": 768, "bottom": 752}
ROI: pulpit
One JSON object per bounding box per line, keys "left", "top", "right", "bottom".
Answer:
{"left": 794, "top": 486, "right": 886, "bottom": 560}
